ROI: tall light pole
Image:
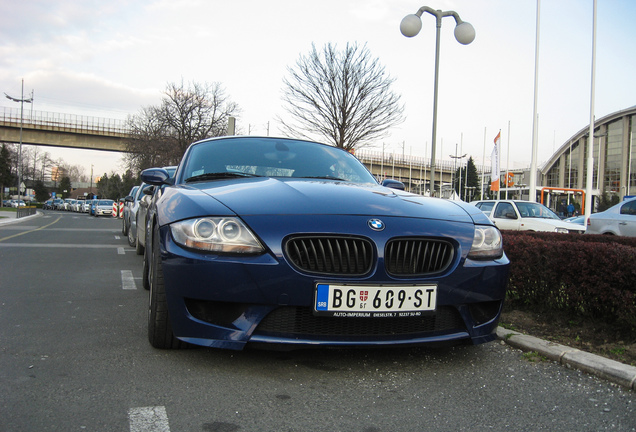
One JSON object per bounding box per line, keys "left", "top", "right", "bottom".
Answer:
{"left": 584, "top": 0, "right": 597, "bottom": 223}
{"left": 450, "top": 142, "right": 466, "bottom": 198}
{"left": 528, "top": 0, "right": 541, "bottom": 202}
{"left": 5, "top": 79, "right": 33, "bottom": 202}
{"left": 400, "top": 6, "right": 475, "bottom": 197}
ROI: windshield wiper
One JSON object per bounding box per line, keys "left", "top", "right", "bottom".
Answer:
{"left": 185, "top": 172, "right": 260, "bottom": 183}
{"left": 300, "top": 175, "right": 347, "bottom": 181}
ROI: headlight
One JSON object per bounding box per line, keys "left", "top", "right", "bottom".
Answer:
{"left": 555, "top": 227, "right": 568, "bottom": 234}
{"left": 170, "top": 217, "right": 264, "bottom": 254}
{"left": 468, "top": 226, "right": 503, "bottom": 260}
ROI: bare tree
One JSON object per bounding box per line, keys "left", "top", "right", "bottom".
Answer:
{"left": 279, "top": 43, "right": 404, "bottom": 151}
{"left": 161, "top": 81, "right": 239, "bottom": 154}
{"left": 37, "top": 151, "right": 56, "bottom": 182}
{"left": 124, "top": 80, "right": 239, "bottom": 172}
{"left": 58, "top": 162, "right": 86, "bottom": 184}
{"left": 124, "top": 105, "right": 174, "bottom": 171}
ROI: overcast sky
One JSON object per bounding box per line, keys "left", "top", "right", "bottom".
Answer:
{"left": 2, "top": 0, "right": 635, "bottom": 179}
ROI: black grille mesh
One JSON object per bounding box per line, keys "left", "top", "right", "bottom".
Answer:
{"left": 285, "top": 236, "right": 373, "bottom": 275}
{"left": 254, "top": 306, "right": 464, "bottom": 337}
{"left": 385, "top": 238, "right": 454, "bottom": 275}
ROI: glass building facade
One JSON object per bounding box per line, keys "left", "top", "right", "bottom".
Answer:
{"left": 541, "top": 107, "right": 636, "bottom": 204}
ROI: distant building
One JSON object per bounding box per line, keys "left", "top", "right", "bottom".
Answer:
{"left": 539, "top": 106, "right": 636, "bottom": 211}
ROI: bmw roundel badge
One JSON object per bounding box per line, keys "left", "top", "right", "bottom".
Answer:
{"left": 368, "top": 218, "right": 385, "bottom": 231}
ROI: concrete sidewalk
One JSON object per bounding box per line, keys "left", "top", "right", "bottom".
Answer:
{"left": 0, "top": 209, "right": 42, "bottom": 226}
{"left": 498, "top": 326, "right": 636, "bottom": 391}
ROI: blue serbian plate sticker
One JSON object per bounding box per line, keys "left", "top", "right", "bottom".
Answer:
{"left": 314, "top": 283, "right": 437, "bottom": 317}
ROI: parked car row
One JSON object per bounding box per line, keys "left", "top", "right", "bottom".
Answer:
{"left": 471, "top": 198, "right": 636, "bottom": 237}
{"left": 43, "top": 198, "right": 87, "bottom": 211}
{"left": 3, "top": 199, "right": 27, "bottom": 208}
{"left": 122, "top": 166, "right": 177, "bottom": 258}
{"left": 44, "top": 197, "right": 115, "bottom": 216}
{"left": 471, "top": 200, "right": 586, "bottom": 234}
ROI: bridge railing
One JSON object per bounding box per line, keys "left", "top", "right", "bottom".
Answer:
{"left": 0, "top": 106, "right": 129, "bottom": 137}
{"left": 1, "top": 105, "right": 497, "bottom": 176}
{"left": 355, "top": 148, "right": 489, "bottom": 174}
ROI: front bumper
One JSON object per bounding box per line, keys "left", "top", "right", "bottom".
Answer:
{"left": 158, "top": 215, "right": 510, "bottom": 350}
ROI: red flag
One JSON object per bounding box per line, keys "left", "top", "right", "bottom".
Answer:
{"left": 490, "top": 132, "right": 501, "bottom": 192}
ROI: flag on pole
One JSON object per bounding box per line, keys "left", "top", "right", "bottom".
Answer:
{"left": 490, "top": 131, "right": 501, "bottom": 192}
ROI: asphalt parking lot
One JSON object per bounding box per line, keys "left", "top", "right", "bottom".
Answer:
{"left": 0, "top": 211, "right": 634, "bottom": 431}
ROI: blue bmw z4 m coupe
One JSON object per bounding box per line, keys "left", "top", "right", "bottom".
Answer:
{"left": 140, "top": 136, "right": 509, "bottom": 350}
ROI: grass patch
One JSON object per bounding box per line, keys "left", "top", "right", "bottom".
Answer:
{"left": 522, "top": 351, "right": 548, "bottom": 363}
{"left": 500, "top": 322, "right": 517, "bottom": 331}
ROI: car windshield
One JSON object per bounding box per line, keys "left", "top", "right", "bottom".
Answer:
{"left": 179, "top": 138, "right": 377, "bottom": 185}
{"left": 515, "top": 202, "right": 560, "bottom": 220}
{"left": 98, "top": 200, "right": 113, "bottom": 206}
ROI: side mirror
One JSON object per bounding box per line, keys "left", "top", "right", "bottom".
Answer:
{"left": 504, "top": 211, "right": 517, "bottom": 220}
{"left": 141, "top": 168, "right": 171, "bottom": 186}
{"left": 381, "top": 179, "right": 405, "bottom": 191}
{"left": 143, "top": 186, "right": 156, "bottom": 196}
{"left": 124, "top": 195, "right": 134, "bottom": 203}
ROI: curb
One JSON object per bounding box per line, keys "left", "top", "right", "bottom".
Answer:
{"left": 0, "top": 210, "right": 43, "bottom": 226}
{"left": 497, "top": 327, "right": 636, "bottom": 391}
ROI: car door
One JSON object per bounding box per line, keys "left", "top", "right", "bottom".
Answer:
{"left": 490, "top": 202, "right": 521, "bottom": 231}
{"left": 617, "top": 200, "right": 636, "bottom": 237}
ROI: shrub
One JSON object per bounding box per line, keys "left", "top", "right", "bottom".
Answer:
{"left": 502, "top": 231, "right": 636, "bottom": 334}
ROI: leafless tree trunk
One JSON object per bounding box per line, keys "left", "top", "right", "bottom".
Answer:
{"left": 279, "top": 43, "right": 404, "bottom": 152}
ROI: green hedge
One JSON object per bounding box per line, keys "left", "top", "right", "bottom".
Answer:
{"left": 501, "top": 231, "right": 636, "bottom": 333}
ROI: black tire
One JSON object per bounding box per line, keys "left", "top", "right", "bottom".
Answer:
{"left": 127, "top": 223, "right": 136, "bottom": 247}
{"left": 122, "top": 215, "right": 128, "bottom": 236}
{"left": 142, "top": 246, "right": 150, "bottom": 291}
{"left": 148, "top": 223, "right": 186, "bottom": 349}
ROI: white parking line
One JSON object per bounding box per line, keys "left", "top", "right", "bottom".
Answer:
{"left": 118, "top": 247, "right": 125, "bottom": 255}
{"left": 121, "top": 270, "right": 137, "bottom": 290}
{"left": 128, "top": 406, "right": 170, "bottom": 432}
{"left": 115, "top": 236, "right": 121, "bottom": 240}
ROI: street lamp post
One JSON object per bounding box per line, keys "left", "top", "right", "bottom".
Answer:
{"left": 450, "top": 142, "right": 466, "bottom": 198}
{"left": 5, "top": 79, "right": 33, "bottom": 203}
{"left": 400, "top": 6, "right": 475, "bottom": 197}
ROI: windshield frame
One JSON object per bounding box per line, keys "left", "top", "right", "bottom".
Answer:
{"left": 176, "top": 137, "right": 378, "bottom": 186}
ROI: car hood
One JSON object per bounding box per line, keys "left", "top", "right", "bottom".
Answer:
{"left": 160, "top": 178, "right": 482, "bottom": 224}
{"left": 527, "top": 218, "right": 584, "bottom": 230}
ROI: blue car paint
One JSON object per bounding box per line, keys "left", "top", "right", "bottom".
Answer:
{"left": 145, "top": 136, "right": 510, "bottom": 350}
{"left": 155, "top": 178, "right": 488, "bottom": 227}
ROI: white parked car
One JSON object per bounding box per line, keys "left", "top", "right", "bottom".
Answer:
{"left": 472, "top": 200, "right": 585, "bottom": 234}
{"left": 93, "top": 199, "right": 115, "bottom": 217}
{"left": 586, "top": 198, "right": 636, "bottom": 237}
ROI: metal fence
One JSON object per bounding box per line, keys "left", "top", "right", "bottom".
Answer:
{"left": 0, "top": 106, "right": 128, "bottom": 137}
{"left": 355, "top": 148, "right": 490, "bottom": 174}
{"left": 17, "top": 207, "right": 37, "bottom": 218}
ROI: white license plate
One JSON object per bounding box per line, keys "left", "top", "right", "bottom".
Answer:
{"left": 314, "top": 284, "right": 437, "bottom": 317}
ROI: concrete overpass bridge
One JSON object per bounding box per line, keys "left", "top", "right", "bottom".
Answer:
{"left": 0, "top": 106, "right": 127, "bottom": 152}
{"left": 0, "top": 106, "right": 477, "bottom": 196}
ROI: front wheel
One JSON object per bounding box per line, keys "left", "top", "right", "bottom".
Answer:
{"left": 148, "top": 223, "right": 186, "bottom": 349}
{"left": 127, "top": 224, "right": 136, "bottom": 247}
{"left": 142, "top": 247, "right": 150, "bottom": 291}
